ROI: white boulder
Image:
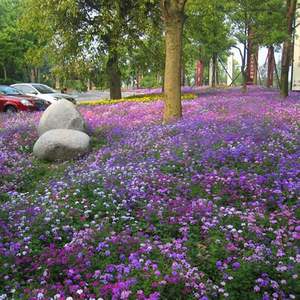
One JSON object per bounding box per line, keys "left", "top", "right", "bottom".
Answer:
{"left": 37, "top": 99, "right": 86, "bottom": 136}
{"left": 33, "top": 129, "right": 90, "bottom": 161}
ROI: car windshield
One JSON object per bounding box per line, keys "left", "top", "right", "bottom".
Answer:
{"left": 0, "top": 86, "right": 23, "bottom": 95}
{"left": 32, "top": 84, "right": 56, "bottom": 94}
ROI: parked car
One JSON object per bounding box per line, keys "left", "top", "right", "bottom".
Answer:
{"left": 11, "top": 83, "right": 77, "bottom": 104}
{"left": 0, "top": 85, "right": 50, "bottom": 113}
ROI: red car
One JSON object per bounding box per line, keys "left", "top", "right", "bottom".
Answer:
{"left": 0, "top": 85, "right": 50, "bottom": 113}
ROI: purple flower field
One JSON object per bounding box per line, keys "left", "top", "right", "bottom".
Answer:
{"left": 0, "top": 87, "right": 299, "bottom": 300}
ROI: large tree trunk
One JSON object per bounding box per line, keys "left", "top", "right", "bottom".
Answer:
{"left": 267, "top": 46, "right": 275, "bottom": 88}
{"left": 281, "top": 41, "right": 290, "bottom": 97}
{"left": 161, "top": 0, "right": 186, "bottom": 123}
{"left": 280, "top": 0, "right": 297, "bottom": 98}
{"left": 107, "top": 51, "right": 122, "bottom": 100}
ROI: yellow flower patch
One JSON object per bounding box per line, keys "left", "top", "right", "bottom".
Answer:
{"left": 78, "top": 93, "right": 197, "bottom": 106}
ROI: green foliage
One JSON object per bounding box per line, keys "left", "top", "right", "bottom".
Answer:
{"left": 0, "top": 0, "right": 290, "bottom": 91}
{"left": 140, "top": 73, "right": 161, "bottom": 88}
{"left": 182, "top": 0, "right": 234, "bottom": 86}
{"left": 186, "top": 0, "right": 233, "bottom": 60}
{"left": 64, "top": 79, "right": 88, "bottom": 92}
{"left": 227, "top": 0, "right": 286, "bottom": 47}
{"left": 16, "top": 160, "right": 69, "bottom": 194}
{"left": 22, "top": 0, "right": 161, "bottom": 91}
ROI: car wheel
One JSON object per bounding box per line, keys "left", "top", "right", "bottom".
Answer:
{"left": 5, "top": 105, "right": 17, "bottom": 113}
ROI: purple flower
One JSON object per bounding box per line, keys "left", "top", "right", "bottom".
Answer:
{"left": 232, "top": 262, "right": 240, "bottom": 270}
{"left": 96, "top": 242, "right": 108, "bottom": 252}
{"left": 216, "top": 261, "right": 223, "bottom": 269}
{"left": 262, "top": 293, "right": 270, "bottom": 300}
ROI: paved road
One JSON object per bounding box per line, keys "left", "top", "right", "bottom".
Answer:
{"left": 73, "top": 87, "right": 203, "bottom": 102}
{"left": 75, "top": 90, "right": 142, "bottom": 102}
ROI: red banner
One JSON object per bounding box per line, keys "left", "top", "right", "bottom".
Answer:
{"left": 195, "top": 60, "right": 204, "bottom": 86}
{"left": 247, "top": 28, "right": 258, "bottom": 84}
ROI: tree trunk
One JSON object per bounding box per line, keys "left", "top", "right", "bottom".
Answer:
{"left": 156, "top": 73, "right": 161, "bottom": 86}
{"left": 55, "top": 77, "right": 60, "bottom": 89}
{"left": 30, "top": 69, "right": 35, "bottom": 82}
{"left": 253, "top": 48, "right": 259, "bottom": 85}
{"left": 242, "top": 70, "right": 247, "bottom": 92}
{"left": 87, "top": 78, "right": 92, "bottom": 91}
{"left": 161, "top": 0, "right": 186, "bottom": 123}
{"left": 242, "top": 42, "right": 248, "bottom": 92}
{"left": 36, "top": 68, "right": 40, "bottom": 83}
{"left": 162, "top": 44, "right": 166, "bottom": 92}
{"left": 195, "top": 60, "right": 204, "bottom": 86}
{"left": 181, "top": 58, "right": 186, "bottom": 86}
{"left": 212, "top": 53, "right": 217, "bottom": 87}
{"left": 281, "top": 41, "right": 290, "bottom": 97}
{"left": 280, "top": 0, "right": 297, "bottom": 98}
{"left": 107, "top": 51, "right": 122, "bottom": 100}
{"left": 216, "top": 58, "right": 220, "bottom": 85}
{"left": 3, "top": 66, "right": 7, "bottom": 81}
{"left": 267, "top": 46, "right": 275, "bottom": 88}
{"left": 136, "top": 68, "right": 142, "bottom": 89}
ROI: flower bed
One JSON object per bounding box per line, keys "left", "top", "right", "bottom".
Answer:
{"left": 0, "top": 87, "right": 299, "bottom": 300}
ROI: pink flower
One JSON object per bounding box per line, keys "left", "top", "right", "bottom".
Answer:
{"left": 120, "top": 290, "right": 131, "bottom": 299}
{"left": 226, "top": 243, "right": 237, "bottom": 252}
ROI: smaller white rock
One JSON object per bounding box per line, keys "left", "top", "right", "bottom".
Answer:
{"left": 33, "top": 129, "right": 90, "bottom": 161}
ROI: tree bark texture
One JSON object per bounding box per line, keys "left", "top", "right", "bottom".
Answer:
{"left": 55, "top": 77, "right": 60, "bottom": 90}
{"left": 136, "top": 68, "right": 142, "bottom": 89}
{"left": 195, "top": 60, "right": 204, "bottom": 86}
{"left": 242, "top": 42, "right": 248, "bottom": 92}
{"left": 212, "top": 53, "right": 217, "bottom": 87}
{"left": 267, "top": 46, "right": 275, "bottom": 88}
{"left": 253, "top": 48, "right": 259, "bottom": 85}
{"left": 107, "top": 51, "right": 122, "bottom": 100}
{"left": 3, "top": 66, "right": 7, "bottom": 81}
{"left": 36, "top": 68, "right": 40, "bottom": 83}
{"left": 30, "top": 69, "right": 35, "bottom": 82}
{"left": 161, "top": 0, "right": 186, "bottom": 123}
{"left": 280, "top": 0, "right": 297, "bottom": 98}
{"left": 216, "top": 59, "right": 220, "bottom": 86}
{"left": 181, "top": 58, "right": 186, "bottom": 86}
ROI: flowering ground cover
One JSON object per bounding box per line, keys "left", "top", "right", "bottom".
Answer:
{"left": 0, "top": 87, "right": 299, "bottom": 300}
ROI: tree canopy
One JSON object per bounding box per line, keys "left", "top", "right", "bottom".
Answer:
{"left": 0, "top": 0, "right": 294, "bottom": 101}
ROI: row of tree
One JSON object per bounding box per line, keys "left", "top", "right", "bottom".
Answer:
{"left": 0, "top": 0, "right": 297, "bottom": 122}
